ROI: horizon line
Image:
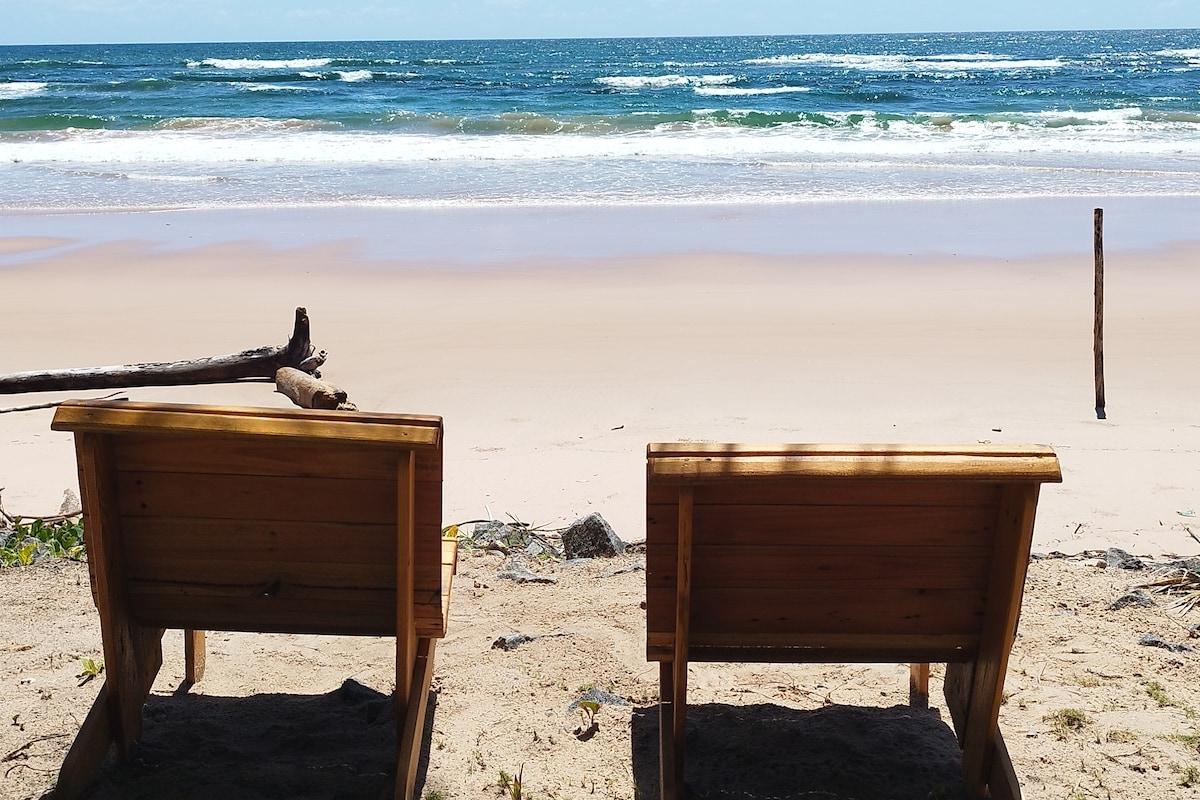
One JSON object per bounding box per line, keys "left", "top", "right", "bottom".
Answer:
{"left": 2, "top": 26, "right": 1196, "bottom": 49}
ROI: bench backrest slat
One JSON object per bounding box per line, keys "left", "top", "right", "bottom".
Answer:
{"left": 646, "top": 444, "right": 1061, "bottom": 664}
{"left": 53, "top": 400, "right": 445, "bottom": 638}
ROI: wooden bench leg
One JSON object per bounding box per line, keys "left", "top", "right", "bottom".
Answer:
{"left": 943, "top": 661, "right": 972, "bottom": 738}
{"left": 945, "top": 660, "right": 1019, "bottom": 799}
{"left": 55, "top": 625, "right": 164, "bottom": 799}
{"left": 659, "top": 660, "right": 685, "bottom": 800}
{"left": 54, "top": 684, "right": 115, "bottom": 800}
{"left": 395, "top": 638, "right": 436, "bottom": 800}
{"left": 988, "top": 731, "right": 1022, "bottom": 800}
{"left": 110, "top": 624, "right": 165, "bottom": 759}
{"left": 909, "top": 662, "right": 930, "bottom": 708}
{"left": 71, "top": 433, "right": 165, "bottom": 773}
{"left": 660, "top": 485, "right": 693, "bottom": 800}
{"left": 184, "top": 629, "right": 206, "bottom": 684}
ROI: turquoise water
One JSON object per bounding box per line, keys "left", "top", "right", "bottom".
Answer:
{"left": 2, "top": 31, "right": 1200, "bottom": 210}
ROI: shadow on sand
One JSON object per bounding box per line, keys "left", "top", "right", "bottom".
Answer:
{"left": 630, "top": 701, "right": 968, "bottom": 800}
{"left": 67, "top": 680, "right": 428, "bottom": 800}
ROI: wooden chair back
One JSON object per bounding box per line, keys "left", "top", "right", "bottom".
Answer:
{"left": 51, "top": 400, "right": 451, "bottom": 800}
{"left": 646, "top": 443, "right": 1062, "bottom": 800}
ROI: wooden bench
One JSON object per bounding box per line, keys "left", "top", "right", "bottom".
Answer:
{"left": 646, "top": 443, "right": 1062, "bottom": 800}
{"left": 50, "top": 400, "right": 457, "bottom": 800}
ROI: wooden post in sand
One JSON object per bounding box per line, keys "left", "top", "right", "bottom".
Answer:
{"left": 1093, "top": 208, "right": 1106, "bottom": 420}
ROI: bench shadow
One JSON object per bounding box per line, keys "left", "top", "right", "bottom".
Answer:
{"left": 74, "top": 679, "right": 434, "bottom": 800}
{"left": 631, "top": 701, "right": 968, "bottom": 800}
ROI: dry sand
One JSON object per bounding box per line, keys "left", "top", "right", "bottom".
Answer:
{"left": 2, "top": 227, "right": 1199, "bottom": 798}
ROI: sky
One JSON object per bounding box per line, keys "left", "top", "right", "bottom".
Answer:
{"left": 1, "top": 0, "right": 1196, "bottom": 46}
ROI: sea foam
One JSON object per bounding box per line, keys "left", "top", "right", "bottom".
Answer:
{"left": 743, "top": 53, "right": 1064, "bottom": 72}
{"left": 694, "top": 86, "right": 811, "bottom": 97}
{"left": 0, "top": 82, "right": 48, "bottom": 99}
{"left": 3, "top": 32, "right": 1200, "bottom": 211}
{"left": 188, "top": 58, "right": 334, "bottom": 70}
{"left": 595, "top": 75, "right": 736, "bottom": 90}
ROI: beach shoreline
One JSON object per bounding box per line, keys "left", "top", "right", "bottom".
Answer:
{"left": 5, "top": 196, "right": 1200, "bottom": 268}
{"left": 3, "top": 206, "right": 1198, "bottom": 557}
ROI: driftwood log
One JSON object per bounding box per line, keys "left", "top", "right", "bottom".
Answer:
{"left": 0, "top": 308, "right": 325, "bottom": 395}
{"left": 275, "top": 367, "right": 357, "bottom": 411}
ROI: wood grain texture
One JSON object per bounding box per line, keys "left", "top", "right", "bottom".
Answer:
{"left": 647, "top": 443, "right": 1062, "bottom": 483}
{"left": 658, "top": 660, "right": 678, "bottom": 800}
{"left": 112, "top": 434, "right": 443, "bottom": 483}
{"left": 53, "top": 399, "right": 441, "bottom": 448}
{"left": 397, "top": 638, "right": 436, "bottom": 800}
{"left": 669, "top": 486, "right": 693, "bottom": 799}
{"left": 53, "top": 685, "right": 115, "bottom": 800}
{"left": 910, "top": 662, "right": 931, "bottom": 707}
{"left": 646, "top": 585, "right": 987, "bottom": 640}
{"left": 647, "top": 631, "right": 979, "bottom": 663}
{"left": 648, "top": 500, "right": 998, "bottom": 546}
{"left": 396, "top": 450, "right": 417, "bottom": 711}
{"left": 183, "top": 630, "right": 206, "bottom": 684}
{"left": 644, "top": 441, "right": 1059, "bottom": 800}
{"left": 76, "top": 433, "right": 163, "bottom": 759}
{"left": 646, "top": 544, "right": 992, "bottom": 589}
{"left": 960, "top": 483, "right": 1040, "bottom": 798}
{"left": 52, "top": 400, "right": 451, "bottom": 799}
{"left": 647, "top": 479, "right": 1003, "bottom": 508}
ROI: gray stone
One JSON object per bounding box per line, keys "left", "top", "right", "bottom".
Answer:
{"left": 601, "top": 562, "right": 645, "bottom": 578}
{"left": 467, "top": 521, "right": 524, "bottom": 555}
{"left": 1154, "top": 557, "right": 1200, "bottom": 574}
{"left": 1109, "top": 589, "right": 1155, "bottom": 610}
{"left": 492, "top": 633, "right": 536, "bottom": 651}
{"left": 1106, "top": 548, "right": 1146, "bottom": 570}
{"left": 562, "top": 513, "right": 625, "bottom": 559}
{"left": 524, "top": 538, "right": 562, "bottom": 559}
{"left": 497, "top": 561, "right": 557, "bottom": 584}
{"left": 1139, "top": 633, "right": 1195, "bottom": 653}
{"left": 568, "top": 688, "right": 630, "bottom": 712}
{"left": 491, "top": 631, "right": 573, "bottom": 651}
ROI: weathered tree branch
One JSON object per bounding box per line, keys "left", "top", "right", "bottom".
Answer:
{"left": 0, "top": 308, "right": 326, "bottom": 395}
{"left": 0, "top": 391, "right": 127, "bottom": 415}
{"left": 0, "top": 487, "right": 81, "bottom": 526}
{"left": 274, "top": 367, "right": 356, "bottom": 411}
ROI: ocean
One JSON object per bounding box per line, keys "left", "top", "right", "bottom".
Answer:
{"left": 2, "top": 30, "right": 1200, "bottom": 213}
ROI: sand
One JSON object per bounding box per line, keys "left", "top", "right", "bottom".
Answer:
{"left": 2, "top": 209, "right": 1199, "bottom": 798}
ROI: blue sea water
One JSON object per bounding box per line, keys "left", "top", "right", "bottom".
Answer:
{"left": 1, "top": 30, "right": 1200, "bottom": 211}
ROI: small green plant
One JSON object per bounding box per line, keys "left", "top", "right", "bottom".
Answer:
{"left": 1044, "top": 708, "right": 1092, "bottom": 740}
{"left": 1182, "top": 765, "right": 1200, "bottom": 787}
{"left": 499, "top": 765, "right": 524, "bottom": 800}
{"left": 1146, "top": 680, "right": 1174, "bottom": 707}
{"left": 1145, "top": 680, "right": 1199, "bottom": 718}
{"left": 1169, "top": 733, "right": 1200, "bottom": 752}
{"left": 0, "top": 517, "right": 86, "bottom": 567}
{"left": 1106, "top": 728, "right": 1139, "bottom": 744}
{"left": 77, "top": 656, "right": 104, "bottom": 686}
{"left": 424, "top": 792, "right": 446, "bottom": 800}
{"left": 577, "top": 700, "right": 600, "bottom": 730}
